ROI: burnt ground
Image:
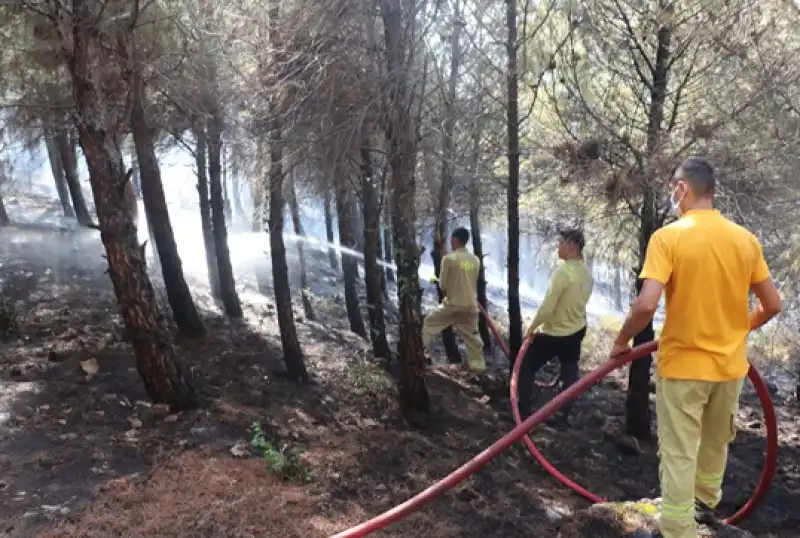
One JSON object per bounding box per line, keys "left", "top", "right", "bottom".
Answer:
{"left": 0, "top": 218, "right": 799, "bottom": 537}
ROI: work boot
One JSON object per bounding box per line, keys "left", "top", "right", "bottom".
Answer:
{"left": 695, "top": 499, "right": 719, "bottom": 525}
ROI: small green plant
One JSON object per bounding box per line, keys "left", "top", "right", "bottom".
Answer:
{"left": 250, "top": 422, "right": 311, "bottom": 483}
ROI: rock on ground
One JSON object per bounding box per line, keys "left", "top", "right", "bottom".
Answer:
{"left": 557, "top": 499, "right": 755, "bottom": 538}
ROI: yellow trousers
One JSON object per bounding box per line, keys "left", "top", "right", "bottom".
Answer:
{"left": 421, "top": 305, "right": 486, "bottom": 373}
{"left": 656, "top": 376, "right": 745, "bottom": 538}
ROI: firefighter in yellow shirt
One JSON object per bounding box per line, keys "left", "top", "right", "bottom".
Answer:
{"left": 610, "top": 157, "right": 782, "bottom": 538}
{"left": 423, "top": 227, "right": 485, "bottom": 374}
{"left": 518, "top": 228, "right": 594, "bottom": 429}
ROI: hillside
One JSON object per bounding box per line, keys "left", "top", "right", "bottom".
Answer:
{"left": 0, "top": 202, "right": 798, "bottom": 538}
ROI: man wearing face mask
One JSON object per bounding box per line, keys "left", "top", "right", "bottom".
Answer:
{"left": 518, "top": 227, "right": 594, "bottom": 429}
{"left": 610, "top": 157, "right": 782, "bottom": 538}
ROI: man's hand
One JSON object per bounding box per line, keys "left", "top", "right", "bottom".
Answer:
{"left": 609, "top": 338, "right": 631, "bottom": 358}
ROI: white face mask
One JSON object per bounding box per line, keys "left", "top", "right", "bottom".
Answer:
{"left": 669, "top": 185, "right": 686, "bottom": 217}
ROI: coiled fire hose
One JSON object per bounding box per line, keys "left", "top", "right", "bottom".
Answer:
{"left": 330, "top": 309, "right": 777, "bottom": 537}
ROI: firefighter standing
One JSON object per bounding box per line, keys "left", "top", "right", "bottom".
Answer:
{"left": 610, "top": 157, "right": 782, "bottom": 538}
{"left": 423, "top": 227, "right": 486, "bottom": 374}
{"left": 518, "top": 228, "right": 594, "bottom": 429}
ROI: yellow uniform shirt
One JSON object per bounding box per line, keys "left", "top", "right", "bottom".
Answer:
{"left": 530, "top": 259, "right": 593, "bottom": 336}
{"left": 640, "top": 209, "right": 771, "bottom": 381}
{"left": 439, "top": 247, "right": 480, "bottom": 310}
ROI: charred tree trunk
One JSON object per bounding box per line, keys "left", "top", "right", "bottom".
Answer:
{"left": 288, "top": 174, "right": 315, "bottom": 321}
{"left": 61, "top": 0, "right": 196, "bottom": 410}
{"left": 381, "top": 0, "right": 430, "bottom": 420}
{"left": 0, "top": 189, "right": 9, "bottom": 226}
{"left": 122, "top": 33, "right": 205, "bottom": 338}
{"left": 45, "top": 131, "right": 75, "bottom": 218}
{"left": 506, "top": 0, "right": 523, "bottom": 368}
{"left": 323, "top": 187, "right": 339, "bottom": 270}
{"left": 194, "top": 125, "right": 221, "bottom": 298}
{"left": 626, "top": 21, "right": 672, "bottom": 441}
{"left": 335, "top": 167, "right": 368, "bottom": 339}
{"left": 54, "top": 127, "right": 93, "bottom": 226}
{"left": 361, "top": 146, "right": 391, "bottom": 359}
{"left": 222, "top": 142, "right": 232, "bottom": 223}
{"left": 267, "top": 3, "right": 309, "bottom": 381}
{"left": 382, "top": 204, "right": 395, "bottom": 283}
{"left": 469, "top": 142, "right": 491, "bottom": 351}
{"left": 208, "top": 107, "right": 242, "bottom": 318}
{"left": 432, "top": 4, "right": 464, "bottom": 365}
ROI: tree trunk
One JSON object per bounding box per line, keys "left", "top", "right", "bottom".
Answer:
{"left": 381, "top": 0, "right": 430, "bottom": 420}
{"left": 194, "top": 125, "right": 221, "bottom": 298}
{"left": 625, "top": 21, "right": 672, "bottom": 441}
{"left": 506, "top": 0, "right": 523, "bottom": 369}
{"left": 62, "top": 0, "right": 196, "bottom": 410}
{"left": 251, "top": 176, "right": 265, "bottom": 232}
{"left": 323, "top": 187, "right": 339, "bottom": 270}
{"left": 0, "top": 188, "right": 9, "bottom": 226}
{"left": 208, "top": 106, "right": 243, "bottom": 318}
{"left": 44, "top": 130, "right": 75, "bottom": 218}
{"left": 288, "top": 173, "right": 315, "bottom": 321}
{"left": 469, "top": 143, "right": 492, "bottom": 351}
{"left": 122, "top": 33, "right": 205, "bottom": 338}
{"left": 432, "top": 3, "right": 464, "bottom": 365}
{"left": 335, "top": 166, "right": 368, "bottom": 339}
{"left": 222, "top": 141, "right": 232, "bottom": 222}
{"left": 54, "top": 127, "right": 93, "bottom": 226}
{"left": 267, "top": 3, "right": 309, "bottom": 381}
{"left": 383, "top": 205, "right": 395, "bottom": 283}
{"left": 361, "top": 146, "right": 391, "bottom": 359}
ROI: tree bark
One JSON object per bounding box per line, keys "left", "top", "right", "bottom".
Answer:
{"left": 207, "top": 105, "right": 243, "bottom": 317}
{"left": 506, "top": 0, "right": 523, "bottom": 369}
{"left": 194, "top": 125, "right": 221, "bottom": 298}
{"left": 432, "top": 2, "right": 464, "bottom": 365}
{"left": 61, "top": 0, "right": 196, "bottom": 410}
{"left": 361, "top": 146, "right": 391, "bottom": 359}
{"left": 381, "top": 0, "right": 430, "bottom": 420}
{"left": 122, "top": 32, "right": 205, "bottom": 338}
{"left": 267, "top": 2, "right": 309, "bottom": 382}
{"left": 44, "top": 130, "right": 75, "bottom": 218}
{"left": 382, "top": 203, "right": 395, "bottom": 283}
{"left": 469, "top": 140, "right": 492, "bottom": 351}
{"left": 0, "top": 188, "right": 9, "bottom": 226}
{"left": 335, "top": 166, "right": 368, "bottom": 339}
{"left": 626, "top": 21, "right": 672, "bottom": 441}
{"left": 323, "top": 187, "right": 339, "bottom": 270}
{"left": 288, "top": 173, "right": 315, "bottom": 321}
{"left": 54, "top": 127, "right": 93, "bottom": 226}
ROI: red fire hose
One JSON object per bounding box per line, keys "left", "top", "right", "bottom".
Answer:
{"left": 330, "top": 312, "right": 777, "bottom": 537}
{"left": 505, "top": 330, "right": 778, "bottom": 526}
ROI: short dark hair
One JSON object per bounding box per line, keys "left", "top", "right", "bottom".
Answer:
{"left": 674, "top": 156, "right": 715, "bottom": 197}
{"left": 559, "top": 227, "right": 585, "bottom": 250}
{"left": 451, "top": 227, "right": 470, "bottom": 245}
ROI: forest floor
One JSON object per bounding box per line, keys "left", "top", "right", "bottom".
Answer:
{"left": 1, "top": 195, "right": 799, "bottom": 538}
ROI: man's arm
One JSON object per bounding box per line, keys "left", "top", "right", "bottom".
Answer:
{"left": 749, "top": 239, "right": 781, "bottom": 330}
{"left": 613, "top": 279, "right": 663, "bottom": 347}
{"left": 527, "top": 267, "right": 567, "bottom": 333}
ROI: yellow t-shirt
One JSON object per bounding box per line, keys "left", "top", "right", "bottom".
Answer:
{"left": 530, "top": 259, "right": 594, "bottom": 336}
{"left": 640, "top": 209, "right": 771, "bottom": 381}
{"left": 440, "top": 247, "right": 480, "bottom": 310}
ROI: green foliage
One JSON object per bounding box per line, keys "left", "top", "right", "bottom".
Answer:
{"left": 250, "top": 422, "right": 312, "bottom": 483}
